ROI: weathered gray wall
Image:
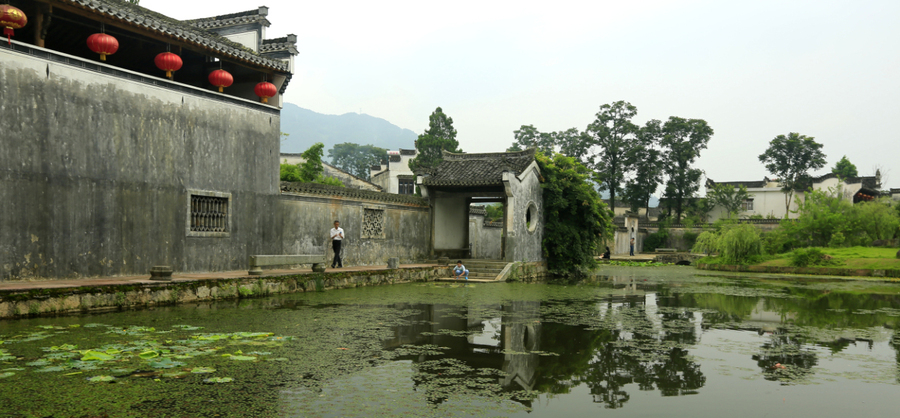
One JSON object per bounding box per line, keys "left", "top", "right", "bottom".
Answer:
{"left": 280, "top": 183, "right": 431, "bottom": 266}
{"left": 504, "top": 166, "right": 544, "bottom": 262}
{"left": 0, "top": 47, "right": 282, "bottom": 280}
{"left": 467, "top": 212, "right": 503, "bottom": 259}
{"left": 434, "top": 195, "right": 468, "bottom": 251}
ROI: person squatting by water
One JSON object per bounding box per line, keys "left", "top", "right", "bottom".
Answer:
{"left": 330, "top": 220, "right": 344, "bottom": 268}
{"left": 602, "top": 246, "right": 611, "bottom": 259}
{"left": 453, "top": 261, "right": 469, "bottom": 280}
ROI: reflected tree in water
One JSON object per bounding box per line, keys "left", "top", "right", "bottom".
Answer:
{"left": 752, "top": 331, "right": 818, "bottom": 384}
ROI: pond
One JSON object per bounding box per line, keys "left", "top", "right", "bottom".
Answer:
{"left": 1, "top": 266, "right": 900, "bottom": 417}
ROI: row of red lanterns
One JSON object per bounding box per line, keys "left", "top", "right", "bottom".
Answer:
{"left": 1, "top": 5, "right": 277, "bottom": 103}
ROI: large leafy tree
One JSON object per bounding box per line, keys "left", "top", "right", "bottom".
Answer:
{"left": 758, "top": 132, "right": 827, "bottom": 215}
{"left": 537, "top": 152, "right": 613, "bottom": 275}
{"left": 707, "top": 184, "right": 750, "bottom": 217}
{"left": 328, "top": 143, "right": 387, "bottom": 180}
{"left": 660, "top": 117, "right": 714, "bottom": 222}
{"left": 508, "top": 125, "right": 556, "bottom": 154}
{"left": 408, "top": 107, "right": 460, "bottom": 174}
{"left": 585, "top": 101, "right": 640, "bottom": 211}
{"left": 831, "top": 155, "right": 858, "bottom": 179}
{"left": 623, "top": 119, "right": 664, "bottom": 214}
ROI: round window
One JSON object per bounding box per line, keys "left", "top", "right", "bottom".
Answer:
{"left": 525, "top": 202, "right": 538, "bottom": 233}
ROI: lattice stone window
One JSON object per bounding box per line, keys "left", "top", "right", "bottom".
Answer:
{"left": 361, "top": 205, "right": 386, "bottom": 239}
{"left": 186, "top": 190, "right": 232, "bottom": 237}
{"left": 742, "top": 199, "right": 754, "bottom": 211}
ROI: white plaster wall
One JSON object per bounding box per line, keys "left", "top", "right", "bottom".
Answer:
{"left": 434, "top": 196, "right": 468, "bottom": 249}
{"left": 224, "top": 32, "right": 259, "bottom": 51}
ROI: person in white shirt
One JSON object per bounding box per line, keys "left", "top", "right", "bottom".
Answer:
{"left": 329, "top": 220, "right": 344, "bottom": 268}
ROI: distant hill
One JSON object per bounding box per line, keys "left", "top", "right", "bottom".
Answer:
{"left": 280, "top": 103, "right": 418, "bottom": 161}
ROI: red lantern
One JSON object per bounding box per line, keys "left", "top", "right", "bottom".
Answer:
{"left": 0, "top": 5, "right": 27, "bottom": 45}
{"left": 208, "top": 69, "right": 233, "bottom": 93}
{"left": 86, "top": 33, "right": 119, "bottom": 61}
{"left": 254, "top": 81, "right": 278, "bottom": 104}
{"left": 154, "top": 52, "right": 183, "bottom": 79}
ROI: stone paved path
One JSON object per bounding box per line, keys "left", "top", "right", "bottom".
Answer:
{"left": 0, "top": 264, "right": 442, "bottom": 292}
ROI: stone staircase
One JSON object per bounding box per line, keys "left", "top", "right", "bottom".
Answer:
{"left": 435, "top": 259, "right": 511, "bottom": 283}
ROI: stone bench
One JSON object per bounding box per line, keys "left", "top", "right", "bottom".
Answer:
{"left": 248, "top": 254, "right": 327, "bottom": 275}
{"left": 655, "top": 248, "right": 677, "bottom": 253}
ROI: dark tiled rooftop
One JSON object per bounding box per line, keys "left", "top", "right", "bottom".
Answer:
{"left": 64, "top": 1, "right": 288, "bottom": 71}
{"left": 423, "top": 149, "right": 537, "bottom": 187}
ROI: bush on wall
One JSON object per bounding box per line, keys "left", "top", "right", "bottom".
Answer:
{"left": 537, "top": 152, "right": 613, "bottom": 275}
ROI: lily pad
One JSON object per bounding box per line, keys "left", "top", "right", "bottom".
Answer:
{"left": 138, "top": 350, "right": 159, "bottom": 359}
{"left": 87, "top": 375, "right": 115, "bottom": 383}
{"left": 162, "top": 371, "right": 189, "bottom": 378}
{"left": 0, "top": 372, "right": 14, "bottom": 379}
{"left": 80, "top": 350, "right": 115, "bottom": 361}
{"left": 147, "top": 358, "right": 185, "bottom": 369}
{"left": 190, "top": 367, "right": 216, "bottom": 374}
{"left": 229, "top": 355, "right": 257, "bottom": 361}
{"left": 203, "top": 377, "right": 233, "bottom": 383}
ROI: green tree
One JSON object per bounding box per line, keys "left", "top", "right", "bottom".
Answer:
{"left": 328, "top": 143, "right": 387, "bottom": 180}
{"left": 782, "top": 188, "right": 852, "bottom": 247}
{"left": 831, "top": 155, "right": 858, "bottom": 179}
{"left": 408, "top": 107, "right": 460, "bottom": 174}
{"left": 537, "top": 152, "right": 613, "bottom": 275}
{"left": 854, "top": 198, "right": 900, "bottom": 243}
{"left": 707, "top": 184, "right": 750, "bottom": 217}
{"left": 758, "top": 132, "right": 827, "bottom": 215}
{"left": 585, "top": 101, "right": 640, "bottom": 212}
{"left": 280, "top": 143, "right": 344, "bottom": 187}
{"left": 508, "top": 125, "right": 555, "bottom": 154}
{"left": 484, "top": 203, "right": 503, "bottom": 222}
{"left": 299, "top": 143, "right": 326, "bottom": 181}
{"left": 660, "top": 117, "right": 714, "bottom": 222}
{"left": 623, "top": 119, "right": 664, "bottom": 214}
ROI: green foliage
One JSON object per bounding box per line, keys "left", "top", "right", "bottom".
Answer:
{"left": 508, "top": 125, "right": 556, "bottom": 154}
{"left": 707, "top": 184, "right": 750, "bottom": 217}
{"left": 781, "top": 190, "right": 899, "bottom": 248}
{"left": 484, "top": 204, "right": 503, "bottom": 222}
{"left": 408, "top": 107, "right": 460, "bottom": 174}
{"left": 328, "top": 143, "right": 387, "bottom": 180}
{"left": 537, "top": 152, "right": 613, "bottom": 275}
{"left": 831, "top": 155, "right": 858, "bottom": 179}
{"left": 643, "top": 230, "right": 669, "bottom": 252}
{"left": 758, "top": 132, "right": 827, "bottom": 214}
{"left": 300, "top": 143, "right": 326, "bottom": 181}
{"left": 718, "top": 223, "right": 763, "bottom": 264}
{"left": 761, "top": 227, "right": 794, "bottom": 255}
{"left": 789, "top": 248, "right": 834, "bottom": 267}
{"left": 585, "top": 101, "right": 640, "bottom": 211}
{"left": 660, "top": 116, "right": 714, "bottom": 222}
{"left": 692, "top": 231, "right": 719, "bottom": 254}
{"left": 280, "top": 143, "right": 346, "bottom": 187}
{"left": 623, "top": 119, "right": 665, "bottom": 214}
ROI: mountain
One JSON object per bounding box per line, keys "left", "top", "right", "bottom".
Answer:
{"left": 280, "top": 103, "right": 418, "bottom": 160}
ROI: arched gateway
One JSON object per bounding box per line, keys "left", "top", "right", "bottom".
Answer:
{"left": 418, "top": 149, "right": 545, "bottom": 263}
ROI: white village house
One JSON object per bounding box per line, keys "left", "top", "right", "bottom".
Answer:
{"left": 706, "top": 171, "right": 884, "bottom": 221}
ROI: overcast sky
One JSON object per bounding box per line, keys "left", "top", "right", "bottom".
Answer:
{"left": 148, "top": 0, "right": 900, "bottom": 190}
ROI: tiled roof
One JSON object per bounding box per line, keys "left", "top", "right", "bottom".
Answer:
{"left": 280, "top": 182, "right": 427, "bottom": 206}
{"left": 399, "top": 148, "right": 417, "bottom": 156}
{"left": 422, "top": 149, "right": 537, "bottom": 187}
{"left": 706, "top": 178, "right": 769, "bottom": 189}
{"left": 389, "top": 155, "right": 402, "bottom": 163}
{"left": 469, "top": 206, "right": 487, "bottom": 216}
{"left": 62, "top": 1, "right": 288, "bottom": 72}
{"left": 186, "top": 7, "right": 271, "bottom": 29}
{"left": 261, "top": 35, "right": 298, "bottom": 54}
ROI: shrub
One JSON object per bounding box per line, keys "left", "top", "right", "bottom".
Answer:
{"left": 761, "top": 227, "right": 794, "bottom": 255}
{"left": 789, "top": 248, "right": 832, "bottom": 267}
{"left": 681, "top": 231, "right": 699, "bottom": 250}
{"left": 718, "top": 223, "right": 763, "bottom": 264}
{"left": 692, "top": 231, "right": 719, "bottom": 254}
{"left": 537, "top": 152, "right": 613, "bottom": 275}
{"left": 643, "top": 230, "right": 669, "bottom": 252}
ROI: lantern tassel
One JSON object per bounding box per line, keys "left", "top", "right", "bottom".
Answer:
{"left": 100, "top": 53, "right": 106, "bottom": 61}
{"left": 218, "top": 86, "right": 224, "bottom": 93}
{"left": 4, "top": 28, "right": 11, "bottom": 46}
{"left": 166, "top": 70, "right": 172, "bottom": 78}
{"left": 261, "top": 97, "right": 268, "bottom": 104}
